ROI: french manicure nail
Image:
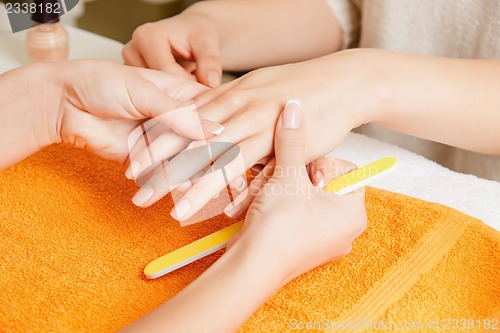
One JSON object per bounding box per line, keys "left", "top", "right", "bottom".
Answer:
{"left": 125, "top": 167, "right": 134, "bottom": 180}
{"left": 199, "top": 118, "right": 225, "bottom": 135}
{"left": 208, "top": 71, "right": 221, "bottom": 88}
{"left": 313, "top": 170, "right": 325, "bottom": 189}
{"left": 126, "top": 160, "right": 141, "bottom": 180}
{"left": 132, "top": 185, "right": 154, "bottom": 206}
{"left": 282, "top": 99, "right": 302, "bottom": 129}
{"left": 232, "top": 176, "right": 246, "bottom": 192}
{"left": 224, "top": 202, "right": 242, "bottom": 218}
{"left": 171, "top": 199, "right": 191, "bottom": 221}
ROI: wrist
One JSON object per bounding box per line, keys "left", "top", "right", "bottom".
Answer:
{"left": 225, "top": 236, "right": 288, "bottom": 292}
{"left": 228, "top": 233, "right": 293, "bottom": 290}
{"left": 23, "top": 62, "right": 64, "bottom": 147}
{"left": 326, "top": 49, "right": 396, "bottom": 127}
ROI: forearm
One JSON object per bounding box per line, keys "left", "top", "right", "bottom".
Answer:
{"left": 187, "top": 0, "right": 342, "bottom": 71}
{"left": 0, "top": 64, "right": 62, "bottom": 171}
{"left": 121, "top": 240, "right": 283, "bottom": 333}
{"left": 364, "top": 50, "right": 500, "bottom": 155}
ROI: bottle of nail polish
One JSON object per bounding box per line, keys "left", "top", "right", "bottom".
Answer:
{"left": 25, "top": 0, "right": 68, "bottom": 63}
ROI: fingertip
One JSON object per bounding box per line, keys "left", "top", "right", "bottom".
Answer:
{"left": 207, "top": 70, "right": 222, "bottom": 88}
{"left": 312, "top": 170, "right": 325, "bottom": 189}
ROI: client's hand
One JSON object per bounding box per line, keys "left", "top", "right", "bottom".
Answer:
{"left": 126, "top": 49, "right": 383, "bottom": 219}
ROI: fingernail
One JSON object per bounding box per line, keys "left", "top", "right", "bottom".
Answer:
{"left": 213, "top": 192, "right": 220, "bottom": 199}
{"left": 208, "top": 71, "right": 221, "bottom": 88}
{"left": 126, "top": 160, "right": 141, "bottom": 180}
{"left": 231, "top": 176, "right": 246, "bottom": 192}
{"left": 282, "top": 99, "right": 302, "bottom": 129}
{"left": 170, "top": 199, "right": 191, "bottom": 221}
{"left": 250, "top": 164, "right": 264, "bottom": 177}
{"left": 313, "top": 170, "right": 325, "bottom": 189}
{"left": 132, "top": 185, "right": 154, "bottom": 206}
{"left": 199, "top": 118, "right": 225, "bottom": 135}
{"left": 223, "top": 189, "right": 248, "bottom": 218}
{"left": 224, "top": 202, "right": 242, "bottom": 218}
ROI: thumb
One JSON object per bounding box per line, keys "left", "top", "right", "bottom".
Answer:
{"left": 274, "top": 100, "right": 306, "bottom": 175}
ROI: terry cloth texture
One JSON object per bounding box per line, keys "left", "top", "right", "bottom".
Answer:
{"left": 0, "top": 145, "right": 499, "bottom": 332}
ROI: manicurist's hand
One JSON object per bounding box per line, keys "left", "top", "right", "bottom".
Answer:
{"left": 58, "top": 60, "right": 218, "bottom": 164}
{"left": 0, "top": 60, "right": 222, "bottom": 170}
{"left": 120, "top": 101, "right": 366, "bottom": 333}
{"left": 122, "top": 7, "right": 221, "bottom": 86}
{"left": 226, "top": 101, "right": 367, "bottom": 279}
{"left": 123, "top": 0, "right": 341, "bottom": 87}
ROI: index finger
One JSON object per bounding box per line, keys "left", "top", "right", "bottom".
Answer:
{"left": 136, "top": 30, "right": 194, "bottom": 79}
{"left": 134, "top": 67, "right": 208, "bottom": 102}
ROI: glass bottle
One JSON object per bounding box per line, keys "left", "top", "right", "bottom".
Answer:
{"left": 25, "top": 0, "right": 68, "bottom": 62}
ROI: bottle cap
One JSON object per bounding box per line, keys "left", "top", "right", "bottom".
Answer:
{"left": 32, "top": 0, "right": 60, "bottom": 24}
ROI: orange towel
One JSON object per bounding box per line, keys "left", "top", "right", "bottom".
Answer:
{"left": 0, "top": 145, "right": 498, "bottom": 332}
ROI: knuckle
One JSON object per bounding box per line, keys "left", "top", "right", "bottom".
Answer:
{"left": 222, "top": 89, "right": 249, "bottom": 109}
{"left": 202, "top": 54, "right": 220, "bottom": 67}
{"left": 277, "top": 136, "right": 304, "bottom": 148}
{"left": 132, "top": 23, "right": 155, "bottom": 41}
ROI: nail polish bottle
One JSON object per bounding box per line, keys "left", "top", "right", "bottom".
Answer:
{"left": 25, "top": 0, "right": 68, "bottom": 63}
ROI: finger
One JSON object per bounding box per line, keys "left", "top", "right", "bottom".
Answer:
{"left": 126, "top": 122, "right": 192, "bottom": 180}
{"left": 273, "top": 100, "right": 306, "bottom": 174}
{"left": 127, "top": 70, "right": 226, "bottom": 140}
{"left": 226, "top": 231, "right": 241, "bottom": 250}
{"left": 169, "top": 137, "right": 266, "bottom": 224}
{"left": 250, "top": 163, "right": 265, "bottom": 179}
{"left": 131, "top": 140, "right": 230, "bottom": 207}
{"left": 135, "top": 97, "right": 225, "bottom": 141}
{"left": 62, "top": 107, "right": 139, "bottom": 164}
{"left": 308, "top": 157, "right": 358, "bottom": 188}
{"left": 132, "top": 25, "right": 193, "bottom": 79}
{"left": 224, "top": 159, "right": 275, "bottom": 219}
{"left": 122, "top": 43, "right": 147, "bottom": 68}
{"left": 134, "top": 67, "right": 204, "bottom": 102}
{"left": 189, "top": 33, "right": 222, "bottom": 87}
{"left": 170, "top": 179, "right": 194, "bottom": 203}
{"left": 193, "top": 78, "right": 239, "bottom": 111}
{"left": 177, "top": 58, "right": 197, "bottom": 75}
{"left": 131, "top": 160, "right": 170, "bottom": 207}
{"left": 126, "top": 119, "right": 165, "bottom": 175}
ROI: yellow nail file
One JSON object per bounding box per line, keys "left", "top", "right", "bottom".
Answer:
{"left": 144, "top": 156, "right": 398, "bottom": 279}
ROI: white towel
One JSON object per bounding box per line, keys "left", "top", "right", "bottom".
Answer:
{"left": 329, "top": 133, "right": 500, "bottom": 230}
